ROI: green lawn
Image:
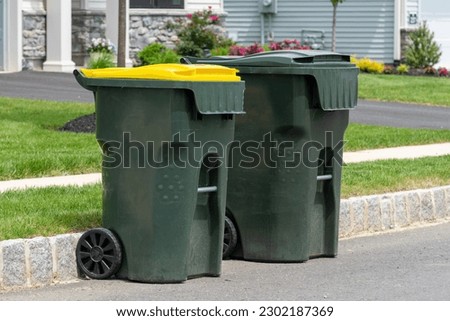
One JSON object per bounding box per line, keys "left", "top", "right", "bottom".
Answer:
{"left": 344, "top": 123, "right": 450, "bottom": 151}
{"left": 358, "top": 73, "right": 450, "bottom": 106}
{"left": 0, "top": 97, "right": 100, "bottom": 180}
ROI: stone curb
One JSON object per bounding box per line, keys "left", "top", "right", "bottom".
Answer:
{"left": 1, "top": 185, "right": 449, "bottom": 291}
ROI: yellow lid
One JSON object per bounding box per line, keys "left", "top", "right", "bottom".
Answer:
{"left": 80, "top": 64, "right": 240, "bottom": 82}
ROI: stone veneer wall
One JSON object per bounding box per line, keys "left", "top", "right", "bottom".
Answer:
{"left": 22, "top": 11, "right": 46, "bottom": 70}
{"left": 400, "top": 28, "right": 415, "bottom": 64}
{"left": 23, "top": 10, "right": 189, "bottom": 68}
{"left": 128, "top": 12, "right": 183, "bottom": 64}
{"left": 72, "top": 10, "right": 107, "bottom": 67}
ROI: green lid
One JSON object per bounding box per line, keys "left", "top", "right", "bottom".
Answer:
{"left": 183, "top": 50, "right": 352, "bottom": 67}
{"left": 183, "top": 50, "right": 358, "bottom": 110}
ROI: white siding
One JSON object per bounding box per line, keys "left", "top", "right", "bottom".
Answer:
{"left": 224, "top": 0, "right": 395, "bottom": 63}
{"left": 406, "top": 0, "right": 420, "bottom": 27}
{"left": 85, "top": 0, "right": 106, "bottom": 10}
{"left": 186, "top": 0, "right": 223, "bottom": 12}
{"left": 72, "top": 0, "right": 82, "bottom": 10}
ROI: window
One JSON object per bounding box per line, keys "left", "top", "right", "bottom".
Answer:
{"left": 130, "top": 0, "right": 184, "bottom": 9}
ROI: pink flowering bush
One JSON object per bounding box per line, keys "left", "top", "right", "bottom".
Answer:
{"left": 438, "top": 67, "right": 448, "bottom": 77}
{"left": 167, "top": 7, "right": 232, "bottom": 57}
{"left": 229, "top": 43, "right": 265, "bottom": 56}
{"left": 269, "top": 39, "right": 310, "bottom": 51}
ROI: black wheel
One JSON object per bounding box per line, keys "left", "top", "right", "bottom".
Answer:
{"left": 76, "top": 228, "right": 122, "bottom": 279}
{"left": 223, "top": 216, "right": 238, "bottom": 259}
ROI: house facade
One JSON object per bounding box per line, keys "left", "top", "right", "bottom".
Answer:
{"left": 1, "top": 0, "right": 224, "bottom": 72}
{"left": 0, "top": 0, "right": 425, "bottom": 72}
{"left": 223, "top": 0, "right": 421, "bottom": 63}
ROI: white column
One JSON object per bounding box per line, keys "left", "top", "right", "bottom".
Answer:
{"left": 43, "top": 0, "right": 75, "bottom": 72}
{"left": 106, "top": 0, "right": 132, "bottom": 67}
{"left": 4, "top": 0, "right": 23, "bottom": 72}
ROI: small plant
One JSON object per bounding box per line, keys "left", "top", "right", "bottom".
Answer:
{"left": 137, "top": 43, "right": 180, "bottom": 65}
{"left": 405, "top": 22, "right": 442, "bottom": 69}
{"left": 210, "top": 46, "right": 232, "bottom": 56}
{"left": 383, "top": 65, "right": 395, "bottom": 74}
{"left": 354, "top": 57, "right": 384, "bottom": 74}
{"left": 269, "top": 39, "right": 310, "bottom": 50}
{"left": 86, "top": 38, "right": 115, "bottom": 69}
{"left": 396, "top": 64, "right": 409, "bottom": 75}
{"left": 424, "top": 66, "right": 437, "bottom": 76}
{"left": 167, "top": 7, "right": 232, "bottom": 57}
{"left": 438, "top": 67, "right": 449, "bottom": 77}
{"left": 87, "top": 52, "right": 115, "bottom": 69}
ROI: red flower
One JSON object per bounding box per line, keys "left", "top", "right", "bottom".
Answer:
{"left": 186, "top": 13, "right": 193, "bottom": 19}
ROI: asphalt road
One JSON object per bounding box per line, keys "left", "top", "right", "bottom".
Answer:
{"left": 2, "top": 222, "right": 450, "bottom": 301}
{"left": 1, "top": 71, "right": 450, "bottom": 130}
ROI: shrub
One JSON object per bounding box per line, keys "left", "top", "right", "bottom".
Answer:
{"left": 244, "top": 43, "right": 265, "bottom": 55}
{"left": 354, "top": 57, "right": 385, "bottom": 74}
{"left": 438, "top": 67, "right": 449, "bottom": 77}
{"left": 405, "top": 22, "right": 442, "bottom": 68}
{"left": 229, "top": 43, "right": 265, "bottom": 56}
{"left": 137, "top": 43, "right": 180, "bottom": 65}
{"left": 167, "top": 7, "right": 232, "bottom": 57}
{"left": 269, "top": 39, "right": 310, "bottom": 50}
{"left": 229, "top": 45, "right": 247, "bottom": 56}
{"left": 396, "top": 64, "right": 409, "bottom": 75}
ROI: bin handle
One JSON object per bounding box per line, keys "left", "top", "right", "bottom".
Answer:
{"left": 317, "top": 174, "right": 332, "bottom": 181}
{"left": 73, "top": 69, "right": 95, "bottom": 92}
{"left": 197, "top": 186, "right": 217, "bottom": 193}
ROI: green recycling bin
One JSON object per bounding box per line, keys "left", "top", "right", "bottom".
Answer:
{"left": 73, "top": 64, "right": 244, "bottom": 282}
{"left": 185, "top": 51, "right": 358, "bottom": 262}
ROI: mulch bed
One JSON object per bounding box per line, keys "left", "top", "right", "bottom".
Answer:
{"left": 59, "top": 113, "right": 96, "bottom": 133}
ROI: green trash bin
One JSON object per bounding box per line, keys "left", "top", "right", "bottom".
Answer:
{"left": 185, "top": 51, "right": 358, "bottom": 262}
{"left": 73, "top": 64, "right": 244, "bottom": 282}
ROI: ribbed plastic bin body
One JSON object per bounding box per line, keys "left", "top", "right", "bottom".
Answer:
{"left": 185, "top": 51, "right": 358, "bottom": 262}
{"left": 74, "top": 64, "right": 244, "bottom": 282}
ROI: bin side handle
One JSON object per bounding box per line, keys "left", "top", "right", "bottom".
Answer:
{"left": 197, "top": 186, "right": 217, "bottom": 193}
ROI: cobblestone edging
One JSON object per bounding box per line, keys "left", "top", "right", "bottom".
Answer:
{"left": 1, "top": 186, "right": 449, "bottom": 291}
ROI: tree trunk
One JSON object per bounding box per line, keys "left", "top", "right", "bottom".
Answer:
{"left": 117, "top": 0, "right": 127, "bottom": 67}
{"left": 332, "top": 4, "right": 337, "bottom": 52}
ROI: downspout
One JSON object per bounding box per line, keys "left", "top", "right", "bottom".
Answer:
{"left": 260, "top": 14, "right": 265, "bottom": 45}
{"left": 394, "top": 0, "right": 401, "bottom": 63}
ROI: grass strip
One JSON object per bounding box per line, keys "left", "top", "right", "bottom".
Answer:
{"left": 341, "top": 155, "right": 450, "bottom": 198}
{"left": 358, "top": 73, "right": 450, "bottom": 107}
{"left": 344, "top": 123, "right": 450, "bottom": 151}
{"left": 0, "top": 184, "right": 102, "bottom": 240}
